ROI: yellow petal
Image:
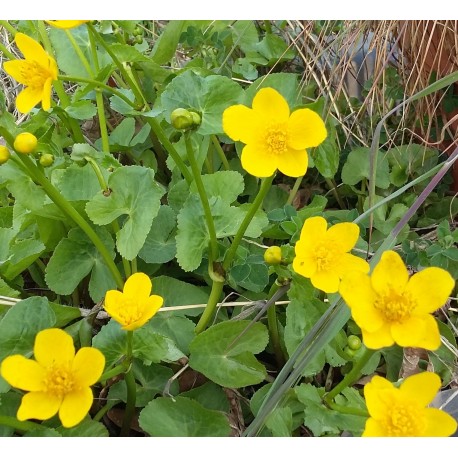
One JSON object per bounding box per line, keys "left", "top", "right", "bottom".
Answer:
{"left": 59, "top": 387, "right": 93, "bottom": 428}
{"left": 123, "top": 272, "right": 152, "bottom": 299}
{"left": 252, "top": 87, "right": 290, "bottom": 122}
{"left": 3, "top": 60, "right": 31, "bottom": 85}
{"left": 371, "top": 250, "right": 409, "bottom": 296}
{"left": 240, "top": 143, "right": 277, "bottom": 178}
{"left": 364, "top": 375, "right": 395, "bottom": 419}
{"left": 422, "top": 408, "right": 458, "bottom": 437}
{"left": 311, "top": 270, "right": 340, "bottom": 293}
{"left": 298, "top": 216, "right": 327, "bottom": 242}
{"left": 0, "top": 355, "right": 46, "bottom": 391}
{"left": 399, "top": 372, "right": 441, "bottom": 407}
{"left": 362, "top": 322, "right": 394, "bottom": 349}
{"left": 325, "top": 222, "right": 360, "bottom": 252}
{"left": 17, "top": 391, "right": 61, "bottom": 421}
{"left": 45, "top": 20, "right": 89, "bottom": 29}
{"left": 406, "top": 267, "right": 454, "bottom": 314}
{"left": 292, "top": 252, "right": 317, "bottom": 278}
{"left": 287, "top": 108, "right": 327, "bottom": 149}
{"left": 15, "top": 33, "right": 49, "bottom": 69}
{"left": 391, "top": 315, "right": 440, "bottom": 350}
{"left": 362, "top": 417, "right": 387, "bottom": 436}
{"left": 16, "top": 86, "right": 43, "bottom": 114}
{"left": 48, "top": 55, "right": 58, "bottom": 80}
{"left": 104, "top": 289, "right": 123, "bottom": 315}
{"left": 222, "top": 105, "right": 262, "bottom": 144}
{"left": 72, "top": 347, "right": 105, "bottom": 387}
{"left": 337, "top": 253, "right": 370, "bottom": 279}
{"left": 276, "top": 147, "right": 308, "bottom": 178}
{"left": 40, "top": 77, "right": 53, "bottom": 111}
{"left": 34, "top": 328, "right": 75, "bottom": 368}
{"left": 122, "top": 295, "right": 163, "bottom": 331}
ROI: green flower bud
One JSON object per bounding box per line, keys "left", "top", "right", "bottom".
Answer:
{"left": 264, "top": 246, "right": 282, "bottom": 265}
{"left": 0, "top": 145, "right": 11, "bottom": 164}
{"left": 344, "top": 346, "right": 356, "bottom": 359}
{"left": 347, "top": 335, "right": 362, "bottom": 351}
{"left": 14, "top": 132, "right": 38, "bottom": 154}
{"left": 190, "top": 111, "right": 201, "bottom": 127}
{"left": 170, "top": 108, "right": 194, "bottom": 130}
{"left": 39, "top": 153, "right": 54, "bottom": 167}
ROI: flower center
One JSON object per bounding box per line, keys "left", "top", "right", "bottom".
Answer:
{"left": 20, "top": 61, "right": 52, "bottom": 88}
{"left": 44, "top": 364, "right": 75, "bottom": 397}
{"left": 265, "top": 125, "right": 287, "bottom": 156}
{"left": 382, "top": 402, "right": 426, "bottom": 436}
{"left": 118, "top": 298, "right": 144, "bottom": 326}
{"left": 374, "top": 290, "right": 414, "bottom": 323}
{"left": 314, "top": 242, "right": 339, "bottom": 272}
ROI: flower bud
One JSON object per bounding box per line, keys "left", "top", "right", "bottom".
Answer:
{"left": 170, "top": 108, "right": 195, "bottom": 130}
{"left": 264, "top": 246, "right": 282, "bottom": 265}
{"left": 190, "top": 111, "right": 201, "bottom": 127}
{"left": 39, "top": 153, "right": 54, "bottom": 167}
{"left": 347, "top": 335, "right": 362, "bottom": 351}
{"left": 14, "top": 132, "right": 38, "bottom": 154}
{"left": 0, "top": 145, "right": 11, "bottom": 164}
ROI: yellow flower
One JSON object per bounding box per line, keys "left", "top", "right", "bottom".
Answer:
{"left": 104, "top": 272, "right": 164, "bottom": 331}
{"left": 292, "top": 216, "right": 369, "bottom": 293}
{"left": 340, "top": 250, "right": 454, "bottom": 350}
{"left": 222, "top": 87, "right": 327, "bottom": 178}
{"left": 0, "top": 328, "right": 105, "bottom": 428}
{"left": 363, "top": 372, "right": 457, "bottom": 437}
{"left": 45, "top": 20, "right": 89, "bottom": 29}
{"left": 3, "top": 33, "right": 58, "bottom": 114}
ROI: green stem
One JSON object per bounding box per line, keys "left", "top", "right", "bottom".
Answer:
{"left": 323, "top": 347, "right": 374, "bottom": 403}
{"left": 266, "top": 282, "right": 285, "bottom": 367}
{"left": 0, "top": 42, "right": 15, "bottom": 60}
{"left": 0, "top": 415, "right": 47, "bottom": 432}
{"left": 15, "top": 154, "right": 124, "bottom": 290}
{"left": 194, "top": 279, "right": 224, "bottom": 334}
{"left": 95, "top": 89, "right": 110, "bottom": 153}
{"left": 325, "top": 178, "right": 346, "bottom": 210}
{"left": 223, "top": 174, "right": 275, "bottom": 271}
{"left": 185, "top": 134, "right": 218, "bottom": 263}
{"left": 211, "top": 135, "right": 230, "bottom": 171}
{"left": 93, "top": 400, "right": 120, "bottom": 422}
{"left": 120, "top": 331, "right": 136, "bottom": 437}
{"left": 264, "top": 20, "right": 273, "bottom": 34}
{"left": 326, "top": 401, "right": 368, "bottom": 417}
{"left": 131, "top": 257, "right": 137, "bottom": 274}
{"left": 0, "top": 20, "right": 17, "bottom": 37}
{"left": 286, "top": 175, "right": 303, "bottom": 206}
{"left": 64, "top": 29, "right": 93, "bottom": 76}
{"left": 99, "top": 361, "right": 129, "bottom": 383}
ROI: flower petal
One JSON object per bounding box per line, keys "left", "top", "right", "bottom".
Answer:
{"left": 16, "top": 86, "right": 43, "bottom": 114}
{"left": 45, "top": 20, "right": 89, "bottom": 29}
{"left": 337, "top": 252, "right": 370, "bottom": 279}
{"left": 371, "top": 251, "right": 409, "bottom": 296}
{"left": 122, "top": 295, "right": 163, "bottom": 331}
{"left": 34, "top": 328, "right": 75, "bottom": 368}
{"left": 422, "top": 408, "right": 458, "bottom": 437}
{"left": 325, "top": 222, "right": 360, "bottom": 252}
{"left": 399, "top": 372, "right": 441, "bottom": 407}
{"left": 292, "top": 251, "right": 317, "bottom": 278}
{"left": 406, "top": 267, "right": 454, "bottom": 314}
{"left": 287, "top": 108, "right": 327, "bottom": 149}
{"left": 298, "top": 216, "right": 327, "bottom": 242}
{"left": 391, "top": 315, "right": 440, "bottom": 350}
{"left": 222, "top": 105, "right": 263, "bottom": 144}
{"left": 364, "top": 375, "right": 396, "bottom": 419}
{"left": 311, "top": 270, "right": 340, "bottom": 293}
{"left": 17, "top": 391, "right": 61, "bottom": 421}
{"left": 252, "top": 87, "right": 290, "bottom": 122}
{"left": 59, "top": 387, "right": 93, "bottom": 428}
{"left": 40, "top": 77, "right": 53, "bottom": 111}
{"left": 15, "top": 33, "right": 49, "bottom": 69}
{"left": 3, "top": 60, "right": 31, "bottom": 85}
{"left": 362, "top": 417, "right": 387, "bottom": 436}
{"left": 240, "top": 143, "right": 277, "bottom": 178}
{"left": 72, "top": 347, "right": 105, "bottom": 387}
{"left": 123, "top": 272, "right": 152, "bottom": 300}
{"left": 276, "top": 147, "right": 308, "bottom": 178}
{"left": 0, "top": 355, "right": 46, "bottom": 391}
{"left": 362, "top": 322, "right": 394, "bottom": 349}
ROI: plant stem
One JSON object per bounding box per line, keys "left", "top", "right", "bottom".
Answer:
{"left": 211, "top": 135, "right": 230, "bottom": 171}
{"left": 65, "top": 29, "right": 93, "bottom": 76}
{"left": 185, "top": 134, "right": 218, "bottom": 263}
{"left": 120, "top": 331, "right": 136, "bottom": 437}
{"left": 15, "top": 154, "right": 124, "bottom": 290}
{"left": 286, "top": 175, "right": 303, "bottom": 206}
{"left": 0, "top": 20, "right": 17, "bottom": 37}
{"left": 326, "top": 400, "right": 368, "bottom": 417}
{"left": 323, "top": 347, "right": 374, "bottom": 403}
{"left": 0, "top": 415, "right": 47, "bottom": 432}
{"left": 223, "top": 174, "right": 275, "bottom": 271}
{"left": 0, "top": 41, "right": 15, "bottom": 60}
{"left": 266, "top": 281, "right": 285, "bottom": 367}
{"left": 325, "top": 178, "right": 345, "bottom": 209}
{"left": 264, "top": 20, "right": 273, "bottom": 34}
{"left": 194, "top": 279, "right": 224, "bottom": 334}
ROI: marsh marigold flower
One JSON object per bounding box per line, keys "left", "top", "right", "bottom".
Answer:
{"left": 3, "top": 33, "right": 58, "bottom": 114}
{"left": 104, "top": 272, "right": 163, "bottom": 331}
{"left": 293, "top": 216, "right": 369, "bottom": 293}
{"left": 222, "top": 87, "right": 327, "bottom": 178}
{"left": 340, "top": 250, "right": 454, "bottom": 350}
{"left": 0, "top": 328, "right": 105, "bottom": 428}
{"left": 363, "top": 372, "right": 457, "bottom": 437}
{"left": 45, "top": 20, "right": 89, "bottom": 29}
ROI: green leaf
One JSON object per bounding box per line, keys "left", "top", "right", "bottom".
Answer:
{"left": 0, "top": 392, "right": 21, "bottom": 436}
{"left": 139, "top": 396, "right": 231, "bottom": 437}
{"left": 45, "top": 227, "right": 117, "bottom": 302}
{"left": 341, "top": 147, "right": 390, "bottom": 189}
{"left": 49, "top": 303, "right": 82, "bottom": 328}
{"left": 255, "top": 34, "right": 295, "bottom": 65}
{"left": 24, "top": 428, "right": 61, "bottom": 437}
{"left": 311, "top": 125, "right": 339, "bottom": 179}
{"left": 85, "top": 166, "right": 164, "bottom": 260}
{"left": 150, "top": 20, "right": 186, "bottom": 65}
{"left": 160, "top": 70, "right": 244, "bottom": 135}
{"left": 139, "top": 206, "right": 177, "bottom": 264}
{"left": 181, "top": 381, "right": 230, "bottom": 412}
{"left": 57, "top": 419, "right": 109, "bottom": 437}
{"left": 70, "top": 143, "right": 121, "bottom": 169}
{"left": 110, "top": 43, "right": 149, "bottom": 62}
{"left": 0, "top": 297, "right": 56, "bottom": 362}
{"left": 231, "top": 21, "right": 260, "bottom": 54}
{"left": 189, "top": 320, "right": 268, "bottom": 388}
{"left": 230, "top": 254, "right": 269, "bottom": 293}
{"left": 265, "top": 406, "right": 293, "bottom": 437}
{"left": 245, "top": 73, "right": 299, "bottom": 108}
{"left": 108, "top": 118, "right": 136, "bottom": 147}
{"left": 65, "top": 100, "right": 97, "bottom": 120}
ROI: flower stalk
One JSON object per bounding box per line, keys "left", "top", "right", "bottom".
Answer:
{"left": 120, "top": 330, "right": 136, "bottom": 436}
